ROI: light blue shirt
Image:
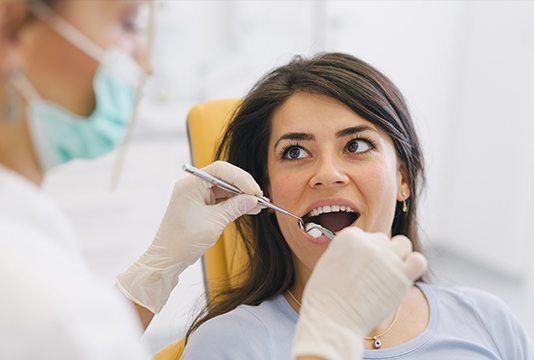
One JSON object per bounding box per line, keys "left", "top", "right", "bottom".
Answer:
{"left": 182, "top": 283, "right": 533, "bottom": 359}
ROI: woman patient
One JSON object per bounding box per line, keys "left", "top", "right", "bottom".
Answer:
{"left": 181, "top": 53, "right": 532, "bottom": 359}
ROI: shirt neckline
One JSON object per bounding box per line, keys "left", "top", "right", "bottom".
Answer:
{"left": 276, "top": 281, "right": 438, "bottom": 358}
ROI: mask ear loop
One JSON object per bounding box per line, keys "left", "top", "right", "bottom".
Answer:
{"left": 3, "top": 71, "right": 23, "bottom": 123}
{"left": 8, "top": 69, "right": 43, "bottom": 125}
{"left": 109, "top": 1, "right": 156, "bottom": 190}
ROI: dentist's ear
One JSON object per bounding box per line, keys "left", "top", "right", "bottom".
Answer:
{"left": 0, "top": 1, "right": 28, "bottom": 40}
{"left": 0, "top": 1, "right": 28, "bottom": 69}
{"left": 1, "top": 1, "right": 28, "bottom": 124}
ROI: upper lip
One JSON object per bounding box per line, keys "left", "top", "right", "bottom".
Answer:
{"left": 300, "top": 198, "right": 361, "bottom": 218}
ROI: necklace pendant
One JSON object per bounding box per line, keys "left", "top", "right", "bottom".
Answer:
{"left": 373, "top": 336, "right": 382, "bottom": 349}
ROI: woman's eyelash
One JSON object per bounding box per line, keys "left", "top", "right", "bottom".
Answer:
{"left": 279, "top": 142, "right": 306, "bottom": 160}
{"left": 345, "top": 136, "right": 377, "bottom": 153}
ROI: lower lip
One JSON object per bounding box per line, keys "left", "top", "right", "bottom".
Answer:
{"left": 304, "top": 232, "right": 331, "bottom": 245}
{"left": 302, "top": 216, "right": 360, "bottom": 245}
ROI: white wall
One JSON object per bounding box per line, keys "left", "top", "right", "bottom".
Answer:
{"left": 44, "top": 0, "right": 534, "bottom": 353}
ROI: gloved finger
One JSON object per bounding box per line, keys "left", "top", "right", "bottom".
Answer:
{"left": 247, "top": 203, "right": 263, "bottom": 215}
{"left": 203, "top": 161, "right": 263, "bottom": 197}
{"left": 403, "top": 252, "right": 428, "bottom": 281}
{"left": 212, "top": 189, "right": 266, "bottom": 214}
{"left": 212, "top": 194, "right": 259, "bottom": 223}
{"left": 390, "top": 235, "right": 413, "bottom": 260}
{"left": 333, "top": 226, "right": 364, "bottom": 241}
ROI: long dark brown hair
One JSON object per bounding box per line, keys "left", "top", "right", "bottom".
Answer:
{"left": 186, "top": 52, "right": 426, "bottom": 340}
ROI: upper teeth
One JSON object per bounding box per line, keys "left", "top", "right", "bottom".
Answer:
{"left": 308, "top": 205, "right": 355, "bottom": 217}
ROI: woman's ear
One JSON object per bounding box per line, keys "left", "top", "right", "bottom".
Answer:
{"left": 396, "top": 163, "right": 411, "bottom": 202}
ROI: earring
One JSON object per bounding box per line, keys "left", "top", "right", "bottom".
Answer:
{"left": 401, "top": 190, "right": 408, "bottom": 213}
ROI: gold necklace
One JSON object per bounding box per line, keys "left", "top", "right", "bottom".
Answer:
{"left": 286, "top": 289, "right": 401, "bottom": 350}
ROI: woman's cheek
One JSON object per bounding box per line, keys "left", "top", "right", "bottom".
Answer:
{"left": 269, "top": 171, "right": 302, "bottom": 209}
{"left": 269, "top": 170, "right": 307, "bottom": 243}
{"left": 358, "top": 164, "right": 398, "bottom": 232}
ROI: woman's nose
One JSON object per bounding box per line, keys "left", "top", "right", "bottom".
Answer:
{"left": 308, "top": 156, "right": 350, "bottom": 188}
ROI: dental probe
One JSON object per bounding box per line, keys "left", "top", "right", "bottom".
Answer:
{"left": 182, "top": 164, "right": 335, "bottom": 240}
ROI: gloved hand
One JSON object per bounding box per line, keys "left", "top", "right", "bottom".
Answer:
{"left": 116, "top": 161, "right": 263, "bottom": 314}
{"left": 292, "top": 227, "right": 428, "bottom": 360}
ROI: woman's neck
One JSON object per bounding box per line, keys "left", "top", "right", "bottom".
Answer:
{"left": 0, "top": 108, "right": 44, "bottom": 185}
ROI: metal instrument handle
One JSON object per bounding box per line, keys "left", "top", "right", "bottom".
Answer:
{"left": 183, "top": 164, "right": 334, "bottom": 240}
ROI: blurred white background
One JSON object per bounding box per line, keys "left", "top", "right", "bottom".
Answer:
{"left": 43, "top": 0, "right": 534, "bottom": 354}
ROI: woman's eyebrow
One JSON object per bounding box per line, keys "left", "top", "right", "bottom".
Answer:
{"left": 274, "top": 132, "right": 315, "bottom": 150}
{"left": 273, "top": 125, "right": 375, "bottom": 151}
{"left": 336, "top": 125, "right": 375, "bottom": 138}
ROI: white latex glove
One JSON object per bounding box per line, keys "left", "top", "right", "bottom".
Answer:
{"left": 292, "top": 227, "right": 427, "bottom": 360}
{"left": 116, "top": 161, "right": 263, "bottom": 314}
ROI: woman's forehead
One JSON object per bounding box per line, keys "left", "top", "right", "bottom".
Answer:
{"left": 270, "top": 92, "right": 380, "bottom": 138}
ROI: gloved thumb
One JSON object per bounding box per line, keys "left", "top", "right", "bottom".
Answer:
{"left": 214, "top": 194, "right": 260, "bottom": 223}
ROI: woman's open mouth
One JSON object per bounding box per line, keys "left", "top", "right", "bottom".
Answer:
{"left": 301, "top": 204, "right": 360, "bottom": 234}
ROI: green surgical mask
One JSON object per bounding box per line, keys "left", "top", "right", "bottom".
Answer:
{"left": 12, "top": 2, "right": 146, "bottom": 171}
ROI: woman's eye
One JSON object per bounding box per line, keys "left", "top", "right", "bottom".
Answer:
{"left": 283, "top": 146, "right": 309, "bottom": 160}
{"left": 346, "top": 139, "right": 372, "bottom": 154}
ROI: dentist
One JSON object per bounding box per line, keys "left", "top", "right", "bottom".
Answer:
{"left": 0, "top": 1, "right": 426, "bottom": 359}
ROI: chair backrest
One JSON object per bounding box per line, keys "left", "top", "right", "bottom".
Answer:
{"left": 187, "top": 99, "right": 250, "bottom": 295}
{"left": 154, "top": 99, "right": 247, "bottom": 360}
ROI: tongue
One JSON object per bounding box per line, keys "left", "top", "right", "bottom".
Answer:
{"left": 315, "top": 212, "right": 355, "bottom": 233}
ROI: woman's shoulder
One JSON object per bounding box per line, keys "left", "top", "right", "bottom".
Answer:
{"left": 182, "top": 294, "right": 295, "bottom": 360}
{"left": 181, "top": 305, "right": 272, "bottom": 359}
{"left": 421, "top": 282, "right": 512, "bottom": 315}
{"left": 420, "top": 282, "right": 533, "bottom": 357}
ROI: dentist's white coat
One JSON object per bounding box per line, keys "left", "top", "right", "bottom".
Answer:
{"left": 0, "top": 165, "right": 151, "bottom": 359}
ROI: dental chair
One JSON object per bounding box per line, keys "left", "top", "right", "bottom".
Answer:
{"left": 154, "top": 99, "right": 248, "bottom": 360}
